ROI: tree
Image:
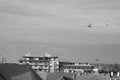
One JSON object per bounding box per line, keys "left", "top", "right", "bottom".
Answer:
{"left": 112, "top": 63, "right": 120, "bottom": 72}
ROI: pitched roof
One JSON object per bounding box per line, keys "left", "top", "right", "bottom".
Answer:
{"left": 58, "top": 76, "right": 73, "bottom": 80}
{"left": 0, "top": 63, "right": 42, "bottom": 80}
{"left": 47, "top": 72, "right": 73, "bottom": 80}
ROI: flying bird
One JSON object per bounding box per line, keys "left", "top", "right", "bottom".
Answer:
{"left": 87, "top": 24, "right": 92, "bottom": 28}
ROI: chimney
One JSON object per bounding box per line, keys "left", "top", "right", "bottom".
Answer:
{"left": 73, "top": 73, "right": 76, "bottom": 80}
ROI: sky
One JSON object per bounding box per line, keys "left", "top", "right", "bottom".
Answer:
{"left": 0, "top": 0, "right": 120, "bottom": 63}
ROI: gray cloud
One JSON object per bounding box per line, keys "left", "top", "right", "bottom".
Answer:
{"left": 0, "top": 0, "right": 120, "bottom": 63}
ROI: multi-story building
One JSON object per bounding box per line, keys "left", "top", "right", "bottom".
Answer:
{"left": 20, "top": 53, "right": 118, "bottom": 74}
{"left": 19, "top": 53, "right": 95, "bottom": 73}
{"left": 59, "top": 61, "right": 94, "bottom": 73}
{"left": 19, "top": 53, "right": 59, "bottom": 73}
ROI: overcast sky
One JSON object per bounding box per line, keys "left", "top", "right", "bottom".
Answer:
{"left": 0, "top": 0, "right": 120, "bottom": 63}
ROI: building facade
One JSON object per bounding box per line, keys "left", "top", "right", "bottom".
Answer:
{"left": 20, "top": 54, "right": 118, "bottom": 74}
{"left": 19, "top": 54, "right": 94, "bottom": 73}
{"left": 59, "top": 61, "right": 93, "bottom": 73}
{"left": 19, "top": 53, "right": 59, "bottom": 73}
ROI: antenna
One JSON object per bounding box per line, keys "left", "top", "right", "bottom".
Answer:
{"left": 25, "top": 52, "right": 31, "bottom": 56}
{"left": 44, "top": 44, "right": 49, "bottom": 55}
{"left": 1, "top": 57, "right": 7, "bottom": 63}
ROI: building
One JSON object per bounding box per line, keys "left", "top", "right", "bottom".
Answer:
{"left": 19, "top": 53, "right": 94, "bottom": 73}
{"left": 19, "top": 53, "right": 59, "bottom": 73}
{"left": 59, "top": 61, "right": 93, "bottom": 73}
{"left": 92, "top": 63, "right": 120, "bottom": 74}
{"left": 19, "top": 54, "right": 119, "bottom": 74}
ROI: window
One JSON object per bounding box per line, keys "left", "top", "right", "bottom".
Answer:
{"left": 34, "top": 58, "right": 39, "bottom": 60}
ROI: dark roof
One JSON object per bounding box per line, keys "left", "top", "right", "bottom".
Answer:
{"left": 47, "top": 72, "right": 73, "bottom": 80}
{"left": 58, "top": 76, "right": 73, "bottom": 80}
{"left": 0, "top": 63, "right": 42, "bottom": 80}
{"left": 76, "top": 74, "right": 110, "bottom": 80}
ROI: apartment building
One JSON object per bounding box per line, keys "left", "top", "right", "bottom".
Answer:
{"left": 19, "top": 53, "right": 95, "bottom": 73}
{"left": 19, "top": 53, "right": 59, "bottom": 73}
{"left": 59, "top": 61, "right": 94, "bottom": 73}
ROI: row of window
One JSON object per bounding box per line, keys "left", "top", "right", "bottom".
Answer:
{"left": 62, "top": 66, "right": 93, "bottom": 69}
{"left": 60, "top": 62, "right": 90, "bottom": 66}
{"left": 23, "top": 57, "right": 58, "bottom": 61}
